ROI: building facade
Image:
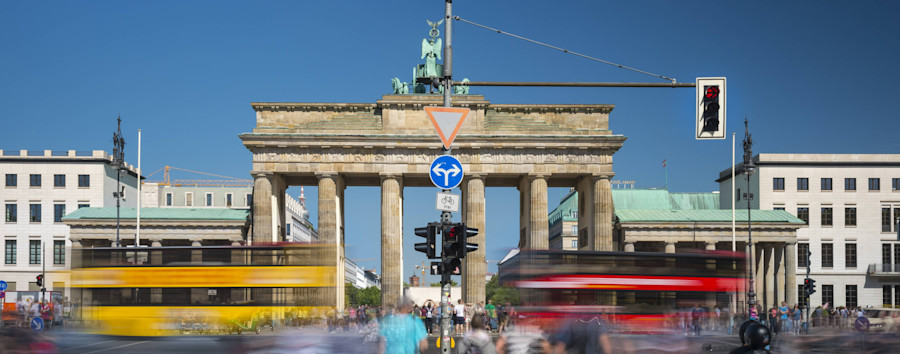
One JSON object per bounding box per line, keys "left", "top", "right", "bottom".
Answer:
{"left": 1, "top": 149, "right": 139, "bottom": 301}
{"left": 549, "top": 190, "right": 579, "bottom": 250}
{"left": 718, "top": 154, "right": 900, "bottom": 309}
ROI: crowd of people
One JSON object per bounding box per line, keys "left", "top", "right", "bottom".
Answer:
{"left": 7, "top": 296, "right": 74, "bottom": 330}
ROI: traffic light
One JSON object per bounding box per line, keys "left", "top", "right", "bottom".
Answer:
{"left": 804, "top": 278, "right": 816, "bottom": 296}
{"left": 443, "top": 223, "right": 462, "bottom": 259}
{"left": 459, "top": 223, "right": 479, "bottom": 258}
{"left": 414, "top": 222, "right": 439, "bottom": 259}
{"left": 36, "top": 274, "right": 43, "bottom": 287}
{"left": 696, "top": 77, "right": 726, "bottom": 140}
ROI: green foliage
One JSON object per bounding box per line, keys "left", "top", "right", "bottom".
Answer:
{"left": 485, "top": 275, "right": 519, "bottom": 305}
{"left": 346, "top": 283, "right": 381, "bottom": 307}
{"left": 429, "top": 279, "right": 458, "bottom": 287}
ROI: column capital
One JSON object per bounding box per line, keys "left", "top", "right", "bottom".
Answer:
{"left": 250, "top": 171, "right": 274, "bottom": 178}
{"left": 315, "top": 171, "right": 340, "bottom": 179}
{"left": 525, "top": 172, "right": 551, "bottom": 180}
{"left": 378, "top": 172, "right": 403, "bottom": 180}
{"left": 577, "top": 173, "right": 615, "bottom": 183}
{"left": 465, "top": 173, "right": 485, "bottom": 181}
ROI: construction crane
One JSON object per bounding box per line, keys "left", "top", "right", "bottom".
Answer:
{"left": 144, "top": 166, "right": 253, "bottom": 187}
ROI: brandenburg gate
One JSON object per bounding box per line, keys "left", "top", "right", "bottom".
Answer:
{"left": 240, "top": 94, "right": 625, "bottom": 308}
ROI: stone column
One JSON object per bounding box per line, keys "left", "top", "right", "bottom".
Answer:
{"left": 785, "top": 242, "right": 797, "bottom": 306}
{"left": 665, "top": 242, "right": 676, "bottom": 254}
{"left": 190, "top": 240, "right": 205, "bottom": 304}
{"left": 624, "top": 242, "right": 635, "bottom": 252}
{"left": 251, "top": 173, "right": 273, "bottom": 243}
{"left": 462, "top": 175, "right": 486, "bottom": 304}
{"left": 765, "top": 245, "right": 775, "bottom": 310}
{"left": 706, "top": 242, "right": 717, "bottom": 269}
{"left": 380, "top": 174, "right": 404, "bottom": 308}
{"left": 521, "top": 174, "right": 549, "bottom": 250}
{"left": 576, "top": 175, "right": 614, "bottom": 251}
{"left": 775, "top": 244, "right": 785, "bottom": 306}
{"left": 317, "top": 172, "right": 344, "bottom": 309}
{"left": 150, "top": 240, "right": 163, "bottom": 304}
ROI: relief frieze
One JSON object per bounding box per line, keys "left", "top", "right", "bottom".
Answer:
{"left": 253, "top": 147, "right": 611, "bottom": 167}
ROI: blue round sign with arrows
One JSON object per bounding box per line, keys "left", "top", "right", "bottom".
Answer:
{"left": 429, "top": 155, "right": 464, "bottom": 190}
{"left": 31, "top": 317, "right": 44, "bottom": 333}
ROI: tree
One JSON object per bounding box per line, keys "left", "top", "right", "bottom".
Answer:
{"left": 357, "top": 286, "right": 381, "bottom": 307}
{"left": 485, "top": 275, "right": 519, "bottom": 305}
{"left": 345, "top": 283, "right": 359, "bottom": 308}
{"left": 429, "top": 279, "right": 458, "bottom": 287}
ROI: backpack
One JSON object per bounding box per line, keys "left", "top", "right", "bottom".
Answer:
{"left": 462, "top": 337, "right": 485, "bottom": 354}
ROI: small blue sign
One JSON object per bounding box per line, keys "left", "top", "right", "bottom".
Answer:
{"left": 429, "top": 155, "right": 464, "bottom": 190}
{"left": 0, "top": 280, "right": 7, "bottom": 291}
{"left": 31, "top": 317, "right": 44, "bottom": 333}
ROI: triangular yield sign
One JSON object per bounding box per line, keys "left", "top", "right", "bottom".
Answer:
{"left": 424, "top": 106, "right": 470, "bottom": 149}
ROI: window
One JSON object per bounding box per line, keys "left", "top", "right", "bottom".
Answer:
{"left": 53, "top": 240, "right": 65, "bottom": 265}
{"left": 798, "top": 243, "right": 809, "bottom": 268}
{"left": 29, "top": 174, "right": 41, "bottom": 187}
{"left": 845, "top": 243, "right": 857, "bottom": 268}
{"left": 894, "top": 178, "right": 900, "bottom": 191}
{"left": 29, "top": 240, "right": 40, "bottom": 264}
{"left": 896, "top": 285, "right": 900, "bottom": 308}
{"left": 285, "top": 224, "right": 291, "bottom": 236}
{"left": 883, "top": 244, "right": 892, "bottom": 268}
{"left": 884, "top": 207, "right": 893, "bottom": 232}
{"left": 226, "top": 194, "right": 233, "bottom": 207}
{"left": 821, "top": 178, "right": 832, "bottom": 191}
{"left": 78, "top": 174, "right": 90, "bottom": 187}
{"left": 5, "top": 204, "right": 16, "bottom": 222}
{"left": 797, "top": 207, "right": 809, "bottom": 224}
{"left": 774, "top": 207, "right": 785, "bottom": 211}
{"left": 5, "top": 240, "right": 15, "bottom": 264}
{"left": 570, "top": 225, "right": 577, "bottom": 235}
{"left": 571, "top": 240, "right": 578, "bottom": 249}
{"left": 885, "top": 286, "right": 893, "bottom": 308}
{"left": 870, "top": 178, "right": 881, "bottom": 191}
{"left": 822, "top": 243, "right": 833, "bottom": 267}
{"left": 773, "top": 178, "right": 785, "bottom": 191}
{"left": 822, "top": 285, "right": 834, "bottom": 307}
{"left": 29, "top": 204, "right": 41, "bottom": 223}
{"left": 798, "top": 285, "right": 809, "bottom": 307}
{"left": 185, "top": 193, "right": 193, "bottom": 207}
{"left": 797, "top": 178, "right": 809, "bottom": 191}
{"left": 246, "top": 194, "right": 252, "bottom": 206}
{"left": 821, "top": 207, "right": 833, "bottom": 226}
{"left": 736, "top": 188, "right": 741, "bottom": 201}
{"left": 205, "top": 193, "right": 213, "bottom": 207}
{"left": 53, "top": 174, "right": 65, "bottom": 187}
{"left": 845, "top": 178, "right": 856, "bottom": 191}
{"left": 571, "top": 211, "right": 578, "bottom": 218}
{"left": 845, "top": 207, "right": 856, "bottom": 226}
{"left": 846, "top": 285, "right": 858, "bottom": 309}
{"left": 77, "top": 203, "right": 89, "bottom": 209}
{"left": 5, "top": 174, "right": 16, "bottom": 187}
{"left": 53, "top": 204, "right": 65, "bottom": 223}
{"left": 166, "top": 193, "right": 173, "bottom": 206}
{"left": 895, "top": 244, "right": 900, "bottom": 270}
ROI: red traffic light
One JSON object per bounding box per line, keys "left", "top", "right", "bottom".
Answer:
{"left": 445, "top": 225, "right": 462, "bottom": 241}
{"left": 705, "top": 86, "right": 720, "bottom": 99}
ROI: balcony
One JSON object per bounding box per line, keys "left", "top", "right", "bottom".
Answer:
{"left": 867, "top": 263, "right": 900, "bottom": 277}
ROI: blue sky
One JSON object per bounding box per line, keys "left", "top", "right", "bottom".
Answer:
{"left": 2, "top": 1, "right": 898, "bottom": 284}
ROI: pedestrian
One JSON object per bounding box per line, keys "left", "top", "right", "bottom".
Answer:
{"left": 485, "top": 299, "right": 497, "bottom": 332}
{"left": 498, "top": 303, "right": 510, "bottom": 335}
{"left": 458, "top": 314, "right": 497, "bottom": 354}
{"left": 454, "top": 299, "right": 467, "bottom": 336}
{"left": 465, "top": 302, "right": 475, "bottom": 332}
{"left": 778, "top": 302, "right": 789, "bottom": 334}
{"left": 792, "top": 305, "right": 803, "bottom": 334}
{"left": 379, "top": 296, "right": 428, "bottom": 354}
{"left": 690, "top": 304, "right": 704, "bottom": 336}
{"left": 551, "top": 315, "right": 612, "bottom": 354}
{"left": 423, "top": 300, "right": 435, "bottom": 334}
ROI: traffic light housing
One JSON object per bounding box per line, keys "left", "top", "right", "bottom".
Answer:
{"left": 696, "top": 77, "right": 726, "bottom": 140}
{"left": 414, "top": 222, "right": 439, "bottom": 259}
{"left": 460, "top": 224, "right": 479, "bottom": 258}
{"left": 36, "top": 274, "right": 43, "bottom": 287}
{"left": 443, "top": 223, "right": 463, "bottom": 259}
{"left": 804, "top": 278, "right": 816, "bottom": 296}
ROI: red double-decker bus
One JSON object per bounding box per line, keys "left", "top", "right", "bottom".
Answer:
{"left": 498, "top": 249, "right": 746, "bottom": 333}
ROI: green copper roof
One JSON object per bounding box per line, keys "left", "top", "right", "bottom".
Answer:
{"left": 611, "top": 189, "right": 720, "bottom": 210}
{"left": 62, "top": 207, "right": 249, "bottom": 221}
{"left": 549, "top": 191, "right": 579, "bottom": 226}
{"left": 616, "top": 209, "right": 805, "bottom": 224}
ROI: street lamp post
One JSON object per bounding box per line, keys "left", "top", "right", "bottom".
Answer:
{"left": 112, "top": 116, "right": 126, "bottom": 247}
{"left": 742, "top": 118, "right": 757, "bottom": 320}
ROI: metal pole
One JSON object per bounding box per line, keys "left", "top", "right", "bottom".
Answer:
{"left": 116, "top": 166, "right": 121, "bottom": 248}
{"left": 440, "top": 2, "right": 453, "bottom": 353}
{"left": 730, "top": 132, "right": 736, "bottom": 332}
{"left": 136, "top": 129, "right": 141, "bottom": 249}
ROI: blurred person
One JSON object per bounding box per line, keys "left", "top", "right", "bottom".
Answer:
{"left": 466, "top": 302, "right": 475, "bottom": 332}
{"left": 792, "top": 305, "right": 802, "bottom": 335}
{"left": 459, "top": 314, "right": 497, "bottom": 354}
{"left": 779, "top": 302, "right": 790, "bottom": 334}
{"left": 15, "top": 297, "right": 26, "bottom": 327}
{"left": 497, "top": 318, "right": 550, "bottom": 354}
{"left": 454, "top": 299, "right": 466, "bottom": 336}
{"left": 379, "top": 296, "right": 427, "bottom": 354}
{"left": 690, "top": 304, "right": 704, "bottom": 336}
{"left": 498, "top": 303, "right": 510, "bottom": 334}
{"left": 551, "top": 315, "right": 612, "bottom": 354}
{"left": 486, "top": 300, "right": 498, "bottom": 332}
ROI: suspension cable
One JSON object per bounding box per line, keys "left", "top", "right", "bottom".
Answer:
{"left": 453, "top": 16, "right": 677, "bottom": 83}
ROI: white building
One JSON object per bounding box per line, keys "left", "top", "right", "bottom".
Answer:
{"left": 1, "top": 149, "right": 138, "bottom": 302}
{"left": 718, "top": 154, "right": 900, "bottom": 309}
{"left": 345, "top": 257, "right": 380, "bottom": 289}
{"left": 286, "top": 187, "right": 317, "bottom": 243}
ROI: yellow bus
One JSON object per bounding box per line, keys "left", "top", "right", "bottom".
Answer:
{"left": 71, "top": 243, "right": 337, "bottom": 336}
